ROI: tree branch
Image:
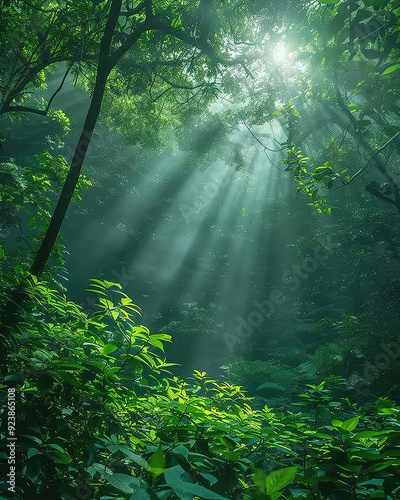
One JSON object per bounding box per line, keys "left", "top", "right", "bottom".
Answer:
{"left": 345, "top": 132, "right": 400, "bottom": 185}
{"left": 2, "top": 105, "right": 47, "bottom": 115}
{"left": 147, "top": 19, "right": 237, "bottom": 67}
{"left": 332, "top": 79, "right": 400, "bottom": 211}
{"left": 242, "top": 120, "right": 286, "bottom": 152}
{"left": 152, "top": 76, "right": 210, "bottom": 102}
{"left": 45, "top": 63, "right": 72, "bottom": 110}
{"left": 108, "top": 23, "right": 149, "bottom": 68}
{"left": 365, "top": 182, "right": 397, "bottom": 206}
{"left": 158, "top": 74, "right": 208, "bottom": 91}
{"left": 120, "top": 1, "right": 146, "bottom": 16}
{"left": 144, "top": 0, "right": 153, "bottom": 20}
{"left": 2, "top": 64, "right": 72, "bottom": 116}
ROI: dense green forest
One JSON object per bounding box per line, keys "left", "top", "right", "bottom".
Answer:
{"left": 1, "top": 0, "right": 400, "bottom": 498}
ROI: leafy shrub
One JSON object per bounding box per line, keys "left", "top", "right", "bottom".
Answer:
{"left": 1, "top": 280, "right": 400, "bottom": 499}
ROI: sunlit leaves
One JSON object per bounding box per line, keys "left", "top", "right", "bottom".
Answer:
{"left": 281, "top": 148, "right": 333, "bottom": 214}
{"left": 380, "top": 63, "right": 400, "bottom": 77}
{"left": 164, "top": 465, "right": 229, "bottom": 499}
{"left": 3, "top": 272, "right": 400, "bottom": 498}
{"left": 0, "top": 0, "right": 104, "bottom": 116}
{"left": 253, "top": 466, "right": 298, "bottom": 498}
{"left": 47, "top": 108, "right": 71, "bottom": 135}
{"left": 100, "top": 342, "right": 119, "bottom": 355}
{"left": 332, "top": 416, "right": 360, "bottom": 432}
{"left": 148, "top": 446, "right": 166, "bottom": 482}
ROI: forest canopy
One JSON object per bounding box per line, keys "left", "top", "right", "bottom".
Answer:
{"left": 1, "top": 0, "right": 400, "bottom": 499}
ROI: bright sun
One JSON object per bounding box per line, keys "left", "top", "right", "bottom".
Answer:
{"left": 272, "top": 41, "right": 288, "bottom": 64}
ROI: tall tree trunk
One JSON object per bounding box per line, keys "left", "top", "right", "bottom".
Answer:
{"left": 30, "top": 0, "right": 122, "bottom": 276}
{"left": 0, "top": 0, "right": 122, "bottom": 361}
{"left": 29, "top": 70, "right": 109, "bottom": 277}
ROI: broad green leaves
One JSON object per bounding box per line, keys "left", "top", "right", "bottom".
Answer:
{"left": 380, "top": 63, "right": 400, "bottom": 77}
{"left": 332, "top": 416, "right": 360, "bottom": 432}
{"left": 43, "top": 444, "right": 72, "bottom": 464}
{"left": 281, "top": 148, "right": 333, "bottom": 214}
{"left": 2, "top": 273, "right": 400, "bottom": 498}
{"left": 104, "top": 473, "right": 141, "bottom": 494}
{"left": 253, "top": 467, "right": 298, "bottom": 499}
{"left": 148, "top": 447, "right": 166, "bottom": 482}
{"left": 164, "top": 465, "right": 229, "bottom": 500}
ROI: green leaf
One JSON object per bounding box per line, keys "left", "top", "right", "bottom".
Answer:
{"left": 4, "top": 373, "right": 25, "bottom": 383}
{"left": 173, "top": 445, "right": 190, "bottom": 459}
{"left": 87, "top": 278, "right": 107, "bottom": 288}
{"left": 264, "top": 466, "right": 298, "bottom": 494}
{"left": 355, "top": 430, "right": 393, "bottom": 439}
{"left": 368, "top": 461, "right": 396, "bottom": 472}
{"left": 121, "top": 297, "right": 135, "bottom": 305}
{"left": 87, "top": 463, "right": 113, "bottom": 477}
{"left": 149, "top": 335, "right": 165, "bottom": 350}
{"left": 148, "top": 446, "right": 166, "bottom": 479}
{"left": 27, "top": 448, "right": 39, "bottom": 459}
{"left": 105, "top": 473, "right": 140, "bottom": 494}
{"left": 101, "top": 343, "right": 119, "bottom": 355}
{"left": 380, "top": 64, "right": 400, "bottom": 76}
{"left": 331, "top": 416, "right": 360, "bottom": 434}
{"left": 164, "top": 465, "right": 229, "bottom": 499}
{"left": 200, "top": 472, "right": 219, "bottom": 486}
{"left": 350, "top": 450, "right": 380, "bottom": 460}
{"left": 341, "top": 416, "right": 360, "bottom": 431}
{"left": 25, "top": 456, "right": 42, "bottom": 482}
{"left": 44, "top": 444, "right": 72, "bottom": 464}
{"left": 51, "top": 360, "right": 89, "bottom": 371}
{"left": 127, "top": 485, "right": 159, "bottom": 500}
{"left": 118, "top": 446, "right": 149, "bottom": 470}
{"left": 21, "top": 434, "right": 42, "bottom": 445}
{"left": 317, "top": 0, "right": 340, "bottom": 3}
{"left": 89, "top": 278, "right": 122, "bottom": 290}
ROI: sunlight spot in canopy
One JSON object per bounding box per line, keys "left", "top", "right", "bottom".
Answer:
{"left": 272, "top": 41, "right": 289, "bottom": 65}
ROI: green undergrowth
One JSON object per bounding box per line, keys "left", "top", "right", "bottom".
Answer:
{"left": 1, "top": 279, "right": 400, "bottom": 499}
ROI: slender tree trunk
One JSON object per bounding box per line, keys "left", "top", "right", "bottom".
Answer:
{"left": 0, "top": 0, "right": 122, "bottom": 360}
{"left": 30, "top": 0, "right": 123, "bottom": 275}
{"left": 29, "top": 72, "right": 109, "bottom": 277}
